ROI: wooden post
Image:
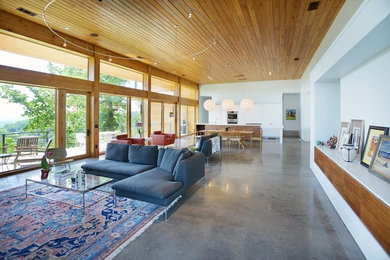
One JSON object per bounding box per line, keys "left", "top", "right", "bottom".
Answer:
{"left": 55, "top": 89, "right": 66, "bottom": 149}
{"left": 88, "top": 55, "right": 100, "bottom": 157}
{"left": 127, "top": 97, "right": 131, "bottom": 137}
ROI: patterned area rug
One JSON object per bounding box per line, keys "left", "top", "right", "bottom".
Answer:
{"left": 0, "top": 184, "right": 164, "bottom": 259}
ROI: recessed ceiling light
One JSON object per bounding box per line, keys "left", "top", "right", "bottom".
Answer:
{"left": 64, "top": 27, "right": 69, "bottom": 30}
{"left": 174, "top": 24, "right": 179, "bottom": 29}
{"left": 268, "top": 72, "right": 272, "bottom": 76}
{"left": 153, "top": 61, "right": 157, "bottom": 66}
{"left": 90, "top": 33, "right": 99, "bottom": 37}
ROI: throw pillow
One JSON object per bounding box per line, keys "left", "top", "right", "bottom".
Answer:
{"left": 157, "top": 148, "right": 166, "bottom": 167}
{"left": 173, "top": 150, "right": 192, "bottom": 177}
{"left": 128, "top": 145, "right": 158, "bottom": 166}
{"left": 159, "top": 148, "right": 183, "bottom": 173}
{"left": 105, "top": 143, "right": 129, "bottom": 162}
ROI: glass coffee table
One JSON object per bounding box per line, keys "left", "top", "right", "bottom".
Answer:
{"left": 25, "top": 170, "right": 115, "bottom": 214}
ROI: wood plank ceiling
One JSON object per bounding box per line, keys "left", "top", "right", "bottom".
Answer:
{"left": 0, "top": 0, "right": 345, "bottom": 84}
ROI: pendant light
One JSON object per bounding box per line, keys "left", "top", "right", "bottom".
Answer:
{"left": 221, "top": 99, "right": 235, "bottom": 111}
{"left": 240, "top": 98, "right": 254, "bottom": 110}
{"left": 203, "top": 99, "right": 216, "bottom": 111}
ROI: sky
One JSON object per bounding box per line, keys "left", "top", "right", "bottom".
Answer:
{"left": 0, "top": 51, "right": 49, "bottom": 122}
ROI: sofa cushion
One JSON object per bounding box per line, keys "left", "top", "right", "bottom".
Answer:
{"left": 128, "top": 145, "right": 158, "bottom": 166}
{"left": 197, "top": 136, "right": 210, "bottom": 150}
{"left": 105, "top": 143, "right": 129, "bottom": 162}
{"left": 112, "top": 168, "right": 183, "bottom": 199}
{"left": 157, "top": 148, "right": 166, "bottom": 167}
{"left": 82, "top": 160, "right": 155, "bottom": 177}
{"left": 159, "top": 148, "right": 183, "bottom": 173}
{"left": 173, "top": 150, "right": 192, "bottom": 177}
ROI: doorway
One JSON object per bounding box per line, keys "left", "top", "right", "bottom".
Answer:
{"left": 282, "top": 93, "right": 300, "bottom": 138}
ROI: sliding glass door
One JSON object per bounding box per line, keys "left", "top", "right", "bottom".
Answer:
{"left": 65, "top": 93, "right": 87, "bottom": 157}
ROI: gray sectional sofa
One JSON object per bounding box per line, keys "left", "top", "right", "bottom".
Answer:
{"left": 81, "top": 143, "right": 205, "bottom": 214}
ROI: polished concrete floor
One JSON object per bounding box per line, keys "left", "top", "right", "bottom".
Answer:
{"left": 114, "top": 138, "right": 364, "bottom": 260}
{"left": 0, "top": 139, "right": 365, "bottom": 259}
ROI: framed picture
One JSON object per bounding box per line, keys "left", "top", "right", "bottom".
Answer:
{"left": 337, "top": 122, "right": 350, "bottom": 149}
{"left": 340, "top": 133, "right": 351, "bottom": 148}
{"left": 349, "top": 119, "right": 365, "bottom": 158}
{"left": 361, "top": 126, "right": 389, "bottom": 167}
{"left": 286, "top": 109, "right": 296, "bottom": 120}
{"left": 369, "top": 135, "right": 390, "bottom": 183}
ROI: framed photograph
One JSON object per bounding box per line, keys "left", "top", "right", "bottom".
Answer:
{"left": 337, "top": 122, "right": 350, "bottom": 149}
{"left": 369, "top": 135, "right": 390, "bottom": 183}
{"left": 349, "top": 119, "right": 365, "bottom": 158}
{"left": 286, "top": 109, "right": 296, "bottom": 120}
{"left": 361, "top": 126, "right": 389, "bottom": 167}
{"left": 340, "top": 133, "right": 351, "bottom": 148}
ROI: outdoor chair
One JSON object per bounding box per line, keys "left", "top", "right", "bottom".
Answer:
{"left": 13, "top": 137, "right": 52, "bottom": 168}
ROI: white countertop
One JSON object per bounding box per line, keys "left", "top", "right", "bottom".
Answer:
{"left": 317, "top": 145, "right": 390, "bottom": 207}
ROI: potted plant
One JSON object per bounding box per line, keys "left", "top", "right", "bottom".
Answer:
{"left": 40, "top": 151, "right": 53, "bottom": 179}
{"left": 136, "top": 122, "right": 142, "bottom": 138}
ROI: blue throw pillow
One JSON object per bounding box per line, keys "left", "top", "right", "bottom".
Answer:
{"left": 157, "top": 148, "right": 166, "bottom": 167}
{"left": 128, "top": 145, "right": 158, "bottom": 166}
{"left": 159, "top": 148, "right": 183, "bottom": 173}
{"left": 105, "top": 143, "right": 129, "bottom": 162}
{"left": 173, "top": 150, "right": 192, "bottom": 177}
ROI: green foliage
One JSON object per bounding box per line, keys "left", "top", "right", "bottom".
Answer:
{"left": 0, "top": 63, "right": 132, "bottom": 153}
{"left": 99, "top": 95, "right": 127, "bottom": 133}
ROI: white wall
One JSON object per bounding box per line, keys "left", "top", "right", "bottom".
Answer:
{"left": 283, "top": 93, "right": 300, "bottom": 131}
{"left": 314, "top": 82, "right": 340, "bottom": 142}
{"left": 340, "top": 48, "right": 390, "bottom": 127}
{"left": 307, "top": 0, "right": 390, "bottom": 259}
{"left": 200, "top": 80, "right": 300, "bottom": 104}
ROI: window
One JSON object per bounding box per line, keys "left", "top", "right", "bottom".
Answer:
{"left": 181, "top": 85, "right": 198, "bottom": 100}
{"left": 100, "top": 61, "right": 143, "bottom": 89}
{"left": 99, "top": 94, "right": 127, "bottom": 152}
{"left": 163, "top": 103, "right": 175, "bottom": 134}
{"left": 0, "top": 83, "right": 55, "bottom": 172}
{"left": 131, "top": 99, "right": 143, "bottom": 138}
{"left": 181, "top": 105, "right": 196, "bottom": 135}
{"left": 151, "top": 77, "right": 176, "bottom": 96}
{"left": 151, "top": 102, "right": 162, "bottom": 133}
{"left": 0, "top": 33, "right": 88, "bottom": 80}
{"left": 66, "top": 93, "right": 87, "bottom": 157}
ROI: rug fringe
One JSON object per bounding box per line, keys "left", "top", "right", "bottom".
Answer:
{"left": 105, "top": 196, "right": 182, "bottom": 260}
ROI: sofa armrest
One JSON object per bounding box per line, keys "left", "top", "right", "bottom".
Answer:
{"left": 151, "top": 134, "right": 166, "bottom": 144}
{"left": 174, "top": 152, "right": 205, "bottom": 189}
{"left": 200, "top": 139, "right": 212, "bottom": 157}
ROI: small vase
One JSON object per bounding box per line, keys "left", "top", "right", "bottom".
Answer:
{"left": 41, "top": 169, "right": 50, "bottom": 179}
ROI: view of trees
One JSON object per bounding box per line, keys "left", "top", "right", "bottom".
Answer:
{"left": 0, "top": 62, "right": 141, "bottom": 154}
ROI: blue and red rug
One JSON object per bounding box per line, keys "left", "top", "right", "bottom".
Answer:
{"left": 0, "top": 184, "right": 164, "bottom": 259}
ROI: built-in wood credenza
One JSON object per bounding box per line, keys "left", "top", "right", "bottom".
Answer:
{"left": 314, "top": 147, "right": 390, "bottom": 255}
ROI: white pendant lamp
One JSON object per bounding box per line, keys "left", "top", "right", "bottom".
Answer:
{"left": 240, "top": 98, "right": 254, "bottom": 110}
{"left": 221, "top": 99, "right": 235, "bottom": 111}
{"left": 203, "top": 99, "right": 216, "bottom": 111}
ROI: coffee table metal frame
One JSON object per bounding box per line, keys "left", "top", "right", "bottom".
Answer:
{"left": 25, "top": 171, "right": 116, "bottom": 214}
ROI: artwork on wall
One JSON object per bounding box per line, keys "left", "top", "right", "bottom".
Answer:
{"left": 349, "top": 119, "right": 365, "bottom": 158}
{"left": 361, "top": 126, "right": 389, "bottom": 168}
{"left": 337, "top": 122, "right": 350, "bottom": 149}
{"left": 286, "top": 109, "right": 296, "bottom": 120}
{"left": 369, "top": 135, "right": 390, "bottom": 183}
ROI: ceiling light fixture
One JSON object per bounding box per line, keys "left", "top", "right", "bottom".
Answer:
{"left": 221, "top": 99, "right": 235, "bottom": 111}
{"left": 240, "top": 98, "right": 254, "bottom": 110}
{"left": 62, "top": 41, "right": 67, "bottom": 47}
{"left": 108, "top": 56, "right": 112, "bottom": 62}
{"left": 268, "top": 71, "right": 272, "bottom": 76}
{"left": 192, "top": 56, "right": 196, "bottom": 61}
{"left": 203, "top": 99, "right": 216, "bottom": 112}
{"left": 153, "top": 61, "right": 157, "bottom": 66}
{"left": 42, "top": 0, "right": 217, "bottom": 63}
{"left": 188, "top": 9, "right": 192, "bottom": 18}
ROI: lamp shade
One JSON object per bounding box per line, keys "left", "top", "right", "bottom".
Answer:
{"left": 240, "top": 98, "right": 254, "bottom": 110}
{"left": 203, "top": 99, "right": 216, "bottom": 111}
{"left": 221, "top": 99, "right": 235, "bottom": 111}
